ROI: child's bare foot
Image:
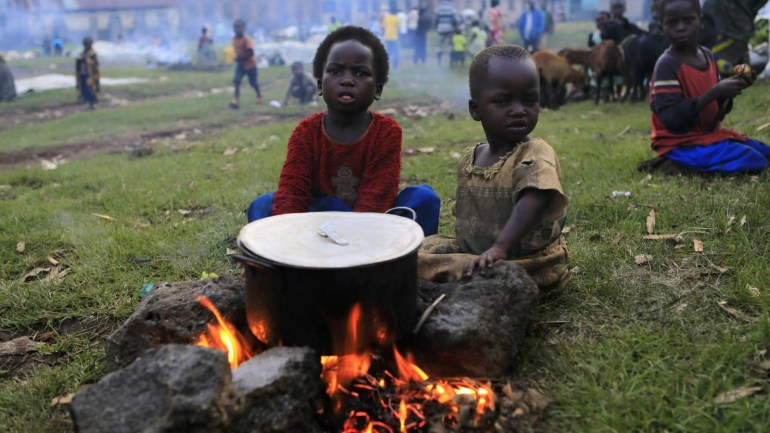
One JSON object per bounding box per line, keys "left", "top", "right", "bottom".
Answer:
{"left": 228, "top": 101, "right": 240, "bottom": 109}
{"left": 256, "top": 96, "right": 264, "bottom": 104}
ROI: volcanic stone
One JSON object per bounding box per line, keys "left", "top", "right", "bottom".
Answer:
{"left": 408, "top": 261, "right": 539, "bottom": 377}
{"left": 70, "top": 344, "right": 239, "bottom": 433}
{"left": 104, "top": 275, "right": 248, "bottom": 372}
{"left": 229, "top": 346, "right": 324, "bottom": 433}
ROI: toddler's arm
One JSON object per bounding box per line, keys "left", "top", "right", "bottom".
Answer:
{"left": 463, "top": 188, "right": 549, "bottom": 277}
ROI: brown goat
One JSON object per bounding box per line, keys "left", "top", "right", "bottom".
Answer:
{"left": 532, "top": 50, "right": 587, "bottom": 109}
{"left": 560, "top": 42, "right": 628, "bottom": 104}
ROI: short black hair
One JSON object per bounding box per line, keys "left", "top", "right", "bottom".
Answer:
{"left": 658, "top": 0, "right": 701, "bottom": 21}
{"left": 233, "top": 19, "right": 245, "bottom": 27}
{"left": 312, "top": 26, "right": 389, "bottom": 84}
{"left": 469, "top": 44, "right": 533, "bottom": 99}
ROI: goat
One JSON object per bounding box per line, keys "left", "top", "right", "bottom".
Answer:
{"left": 532, "top": 50, "right": 588, "bottom": 109}
{"left": 572, "top": 40, "right": 629, "bottom": 104}
{"left": 560, "top": 42, "right": 626, "bottom": 104}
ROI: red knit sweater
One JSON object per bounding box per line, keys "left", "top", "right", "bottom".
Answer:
{"left": 272, "top": 112, "right": 402, "bottom": 215}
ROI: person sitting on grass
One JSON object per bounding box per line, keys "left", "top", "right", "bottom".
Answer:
{"left": 640, "top": 0, "right": 769, "bottom": 174}
{"left": 229, "top": 19, "right": 262, "bottom": 109}
{"left": 418, "top": 44, "right": 570, "bottom": 293}
{"left": 246, "top": 26, "right": 441, "bottom": 236}
{"left": 76, "top": 36, "right": 99, "bottom": 110}
{"left": 283, "top": 61, "right": 318, "bottom": 106}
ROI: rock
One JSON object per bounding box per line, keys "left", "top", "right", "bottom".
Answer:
{"left": 70, "top": 345, "right": 240, "bottom": 433}
{"left": 407, "top": 261, "right": 539, "bottom": 377}
{"left": 229, "top": 346, "right": 324, "bottom": 433}
{"left": 105, "top": 276, "right": 249, "bottom": 372}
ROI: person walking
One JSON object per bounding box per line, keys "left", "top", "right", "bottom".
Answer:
{"left": 517, "top": 1, "right": 545, "bottom": 52}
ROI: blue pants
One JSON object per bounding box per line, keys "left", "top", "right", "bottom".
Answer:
{"left": 247, "top": 185, "right": 441, "bottom": 236}
{"left": 385, "top": 40, "right": 399, "bottom": 69}
{"left": 233, "top": 64, "right": 261, "bottom": 97}
{"left": 666, "top": 139, "right": 770, "bottom": 173}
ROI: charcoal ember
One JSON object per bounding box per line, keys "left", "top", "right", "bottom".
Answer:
{"left": 408, "top": 261, "right": 539, "bottom": 377}
{"left": 105, "top": 275, "right": 249, "bottom": 372}
{"left": 70, "top": 344, "right": 239, "bottom": 433}
{"left": 229, "top": 346, "right": 325, "bottom": 433}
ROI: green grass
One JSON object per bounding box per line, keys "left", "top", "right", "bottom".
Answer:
{"left": 2, "top": 37, "right": 770, "bottom": 432}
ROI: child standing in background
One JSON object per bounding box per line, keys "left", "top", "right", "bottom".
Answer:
{"left": 230, "top": 19, "right": 262, "bottom": 109}
{"left": 450, "top": 28, "right": 467, "bottom": 67}
{"left": 246, "top": 27, "right": 440, "bottom": 236}
{"left": 418, "top": 45, "right": 569, "bottom": 293}
{"left": 382, "top": 5, "right": 401, "bottom": 69}
{"left": 644, "top": 0, "right": 769, "bottom": 173}
{"left": 76, "top": 37, "right": 99, "bottom": 109}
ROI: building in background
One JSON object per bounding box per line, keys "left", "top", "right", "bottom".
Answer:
{"left": 1, "top": 0, "right": 650, "bottom": 50}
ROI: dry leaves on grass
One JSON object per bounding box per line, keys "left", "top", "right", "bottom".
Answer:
{"left": 714, "top": 386, "right": 763, "bottom": 404}
{"left": 403, "top": 147, "right": 436, "bottom": 156}
{"left": 50, "top": 394, "right": 75, "bottom": 407}
{"left": 16, "top": 241, "right": 25, "bottom": 252}
{"left": 612, "top": 231, "right": 623, "bottom": 246}
{"left": 646, "top": 209, "right": 656, "bottom": 234}
{"left": 693, "top": 239, "right": 704, "bottom": 252}
{"left": 91, "top": 213, "right": 115, "bottom": 221}
{"left": 0, "top": 336, "right": 42, "bottom": 355}
{"left": 740, "top": 215, "right": 748, "bottom": 226}
{"left": 746, "top": 285, "right": 761, "bottom": 297}
{"left": 21, "top": 265, "right": 70, "bottom": 282}
{"left": 642, "top": 234, "right": 681, "bottom": 241}
{"left": 635, "top": 254, "right": 653, "bottom": 265}
{"left": 717, "top": 300, "right": 755, "bottom": 322}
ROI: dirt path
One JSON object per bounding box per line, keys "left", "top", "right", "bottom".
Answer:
{"left": 0, "top": 96, "right": 450, "bottom": 171}
{"left": 0, "top": 114, "right": 288, "bottom": 170}
{"left": 0, "top": 87, "right": 230, "bottom": 132}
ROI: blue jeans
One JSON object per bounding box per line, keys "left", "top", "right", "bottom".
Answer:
{"left": 233, "top": 64, "right": 260, "bottom": 96}
{"left": 666, "top": 139, "right": 770, "bottom": 173}
{"left": 385, "top": 39, "right": 399, "bottom": 68}
{"left": 247, "top": 185, "right": 441, "bottom": 236}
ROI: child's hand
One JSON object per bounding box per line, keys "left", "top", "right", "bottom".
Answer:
{"left": 713, "top": 77, "right": 747, "bottom": 100}
{"left": 463, "top": 246, "right": 507, "bottom": 277}
{"left": 733, "top": 64, "right": 756, "bottom": 86}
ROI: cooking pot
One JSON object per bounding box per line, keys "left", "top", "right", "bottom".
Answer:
{"left": 234, "top": 212, "right": 423, "bottom": 356}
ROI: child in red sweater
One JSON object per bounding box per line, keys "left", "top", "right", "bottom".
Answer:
{"left": 247, "top": 26, "right": 440, "bottom": 235}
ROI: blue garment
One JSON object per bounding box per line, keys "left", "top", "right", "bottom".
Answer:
{"left": 665, "top": 139, "right": 770, "bottom": 173}
{"left": 517, "top": 9, "right": 545, "bottom": 43}
{"left": 385, "top": 40, "right": 400, "bottom": 68}
{"left": 247, "top": 185, "right": 441, "bottom": 236}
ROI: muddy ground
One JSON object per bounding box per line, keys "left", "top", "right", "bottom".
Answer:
{"left": 0, "top": 91, "right": 449, "bottom": 171}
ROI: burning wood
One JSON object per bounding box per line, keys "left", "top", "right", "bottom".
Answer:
{"left": 194, "top": 295, "right": 253, "bottom": 368}
{"left": 193, "top": 297, "right": 508, "bottom": 432}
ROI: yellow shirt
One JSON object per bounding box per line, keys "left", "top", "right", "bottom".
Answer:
{"left": 383, "top": 14, "right": 400, "bottom": 41}
{"left": 452, "top": 34, "right": 467, "bottom": 52}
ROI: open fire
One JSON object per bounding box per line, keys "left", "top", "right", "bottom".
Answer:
{"left": 195, "top": 296, "right": 497, "bottom": 432}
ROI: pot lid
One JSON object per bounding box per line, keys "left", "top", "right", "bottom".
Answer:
{"left": 237, "top": 212, "right": 424, "bottom": 269}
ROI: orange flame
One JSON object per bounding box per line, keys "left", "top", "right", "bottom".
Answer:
{"left": 393, "top": 346, "right": 429, "bottom": 383}
{"left": 193, "top": 296, "right": 253, "bottom": 368}
{"left": 398, "top": 399, "right": 407, "bottom": 432}
{"left": 321, "top": 304, "right": 372, "bottom": 397}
